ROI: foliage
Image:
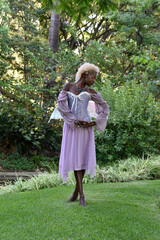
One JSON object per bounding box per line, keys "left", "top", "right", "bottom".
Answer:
{"left": 108, "top": 0, "right": 160, "bottom": 95}
{"left": 84, "top": 155, "right": 160, "bottom": 183}
{"left": 95, "top": 80, "right": 160, "bottom": 163}
{"left": 55, "top": 0, "right": 160, "bottom": 95}
{"left": 0, "top": 0, "right": 62, "bottom": 156}
{"left": 0, "top": 0, "right": 11, "bottom": 78}
{"left": 40, "top": 0, "right": 118, "bottom": 14}
{"left": 1, "top": 155, "right": 160, "bottom": 194}
{"left": 0, "top": 105, "right": 62, "bottom": 157}
{"left": 0, "top": 153, "right": 59, "bottom": 171}
{"left": 0, "top": 153, "right": 36, "bottom": 171}
{"left": 0, "top": 0, "right": 160, "bottom": 166}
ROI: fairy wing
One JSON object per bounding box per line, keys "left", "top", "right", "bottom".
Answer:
{"left": 87, "top": 100, "right": 98, "bottom": 118}
{"left": 48, "top": 107, "right": 63, "bottom": 122}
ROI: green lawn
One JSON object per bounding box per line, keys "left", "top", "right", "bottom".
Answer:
{"left": 0, "top": 180, "right": 160, "bottom": 240}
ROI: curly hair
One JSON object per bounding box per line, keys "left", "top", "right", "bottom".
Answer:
{"left": 75, "top": 63, "right": 100, "bottom": 82}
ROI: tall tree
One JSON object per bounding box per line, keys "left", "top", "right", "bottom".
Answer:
{"left": 39, "top": 0, "right": 118, "bottom": 52}
{"left": 49, "top": 10, "right": 60, "bottom": 52}
{"left": 48, "top": 1, "right": 60, "bottom": 52}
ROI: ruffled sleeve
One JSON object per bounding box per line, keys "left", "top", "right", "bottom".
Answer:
{"left": 91, "top": 92, "right": 109, "bottom": 133}
{"left": 57, "top": 90, "right": 76, "bottom": 129}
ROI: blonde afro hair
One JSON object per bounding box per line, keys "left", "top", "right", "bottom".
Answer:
{"left": 75, "top": 63, "right": 100, "bottom": 82}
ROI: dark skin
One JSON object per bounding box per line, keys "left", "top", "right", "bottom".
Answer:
{"left": 64, "top": 71, "right": 97, "bottom": 206}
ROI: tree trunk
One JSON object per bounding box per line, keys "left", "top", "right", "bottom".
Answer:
{"left": 49, "top": 10, "right": 60, "bottom": 53}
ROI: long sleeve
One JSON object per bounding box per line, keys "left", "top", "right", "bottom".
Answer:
{"left": 57, "top": 90, "right": 76, "bottom": 129}
{"left": 91, "top": 92, "right": 109, "bottom": 133}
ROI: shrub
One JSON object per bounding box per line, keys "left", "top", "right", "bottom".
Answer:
{"left": 0, "top": 153, "right": 59, "bottom": 172}
{"left": 0, "top": 153, "right": 36, "bottom": 171}
{"left": 95, "top": 80, "right": 160, "bottom": 164}
{"left": 0, "top": 106, "right": 62, "bottom": 157}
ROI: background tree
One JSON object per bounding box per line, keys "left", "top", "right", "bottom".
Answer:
{"left": 0, "top": 0, "right": 11, "bottom": 79}
{"left": 0, "top": 0, "right": 61, "bottom": 158}
{"left": 39, "top": 0, "right": 118, "bottom": 51}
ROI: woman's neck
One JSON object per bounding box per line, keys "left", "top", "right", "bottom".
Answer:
{"left": 75, "top": 79, "right": 86, "bottom": 89}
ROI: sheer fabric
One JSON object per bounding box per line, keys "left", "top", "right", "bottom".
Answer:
{"left": 51, "top": 90, "right": 109, "bottom": 182}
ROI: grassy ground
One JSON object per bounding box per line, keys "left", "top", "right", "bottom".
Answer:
{"left": 0, "top": 180, "right": 160, "bottom": 240}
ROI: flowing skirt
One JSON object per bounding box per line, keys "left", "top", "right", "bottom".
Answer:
{"left": 59, "top": 122, "right": 96, "bottom": 183}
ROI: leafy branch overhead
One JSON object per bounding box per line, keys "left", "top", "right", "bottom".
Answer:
{"left": 40, "top": 0, "right": 118, "bottom": 14}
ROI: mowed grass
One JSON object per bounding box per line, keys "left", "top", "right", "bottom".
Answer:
{"left": 0, "top": 180, "right": 160, "bottom": 240}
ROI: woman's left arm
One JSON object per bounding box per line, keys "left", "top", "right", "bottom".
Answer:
{"left": 91, "top": 92, "right": 110, "bottom": 133}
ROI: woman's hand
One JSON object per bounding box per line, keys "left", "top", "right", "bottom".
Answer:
{"left": 74, "top": 120, "right": 96, "bottom": 128}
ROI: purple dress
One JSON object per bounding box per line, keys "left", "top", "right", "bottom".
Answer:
{"left": 57, "top": 90, "right": 109, "bottom": 183}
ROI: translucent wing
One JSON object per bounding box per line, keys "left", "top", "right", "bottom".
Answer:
{"left": 48, "top": 107, "right": 63, "bottom": 122}
{"left": 87, "top": 100, "right": 98, "bottom": 118}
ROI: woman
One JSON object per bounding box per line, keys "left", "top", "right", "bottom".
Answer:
{"left": 55, "top": 63, "right": 109, "bottom": 206}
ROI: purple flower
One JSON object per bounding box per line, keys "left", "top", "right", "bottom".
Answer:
{"left": 70, "top": 74, "right": 74, "bottom": 77}
{"left": 86, "top": 42, "right": 89, "bottom": 45}
{"left": 44, "top": 77, "right": 47, "bottom": 80}
{"left": 75, "top": 43, "right": 78, "bottom": 46}
{"left": 139, "top": 74, "right": 142, "bottom": 78}
{"left": 124, "top": 75, "right": 127, "bottom": 77}
{"left": 101, "top": 41, "right": 104, "bottom": 44}
{"left": 64, "top": 21, "right": 68, "bottom": 24}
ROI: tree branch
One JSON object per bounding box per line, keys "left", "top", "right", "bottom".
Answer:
{"left": 145, "top": 2, "right": 159, "bottom": 16}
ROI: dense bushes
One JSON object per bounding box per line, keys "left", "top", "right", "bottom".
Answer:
{"left": 0, "top": 153, "right": 36, "bottom": 171}
{"left": 0, "top": 78, "right": 159, "bottom": 169}
{"left": 0, "top": 153, "right": 59, "bottom": 171}
{"left": 0, "top": 106, "right": 62, "bottom": 158}
{"left": 95, "top": 80, "right": 160, "bottom": 164}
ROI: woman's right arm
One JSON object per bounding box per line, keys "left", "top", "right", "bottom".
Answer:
{"left": 57, "top": 87, "right": 76, "bottom": 129}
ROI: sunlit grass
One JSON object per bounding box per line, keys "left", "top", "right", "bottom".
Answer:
{"left": 0, "top": 180, "right": 160, "bottom": 240}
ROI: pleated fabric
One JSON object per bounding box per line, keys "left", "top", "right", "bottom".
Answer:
{"left": 59, "top": 122, "right": 96, "bottom": 183}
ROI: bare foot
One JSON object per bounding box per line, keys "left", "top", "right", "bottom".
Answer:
{"left": 80, "top": 195, "right": 86, "bottom": 207}
{"left": 67, "top": 194, "right": 78, "bottom": 202}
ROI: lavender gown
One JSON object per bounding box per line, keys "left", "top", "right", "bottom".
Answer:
{"left": 57, "top": 90, "right": 109, "bottom": 183}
